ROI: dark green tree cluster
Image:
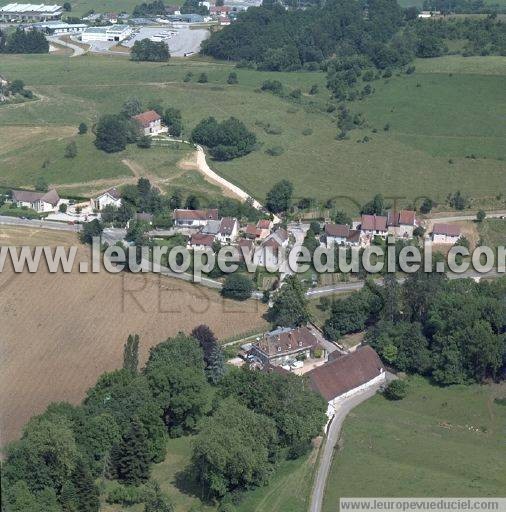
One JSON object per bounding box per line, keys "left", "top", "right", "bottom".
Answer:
{"left": 181, "top": 0, "right": 209, "bottom": 14}
{"left": 266, "top": 179, "right": 293, "bottom": 214}
{"left": 94, "top": 114, "right": 139, "bottom": 153}
{"left": 132, "top": 0, "right": 166, "bottom": 16}
{"left": 192, "top": 366, "right": 327, "bottom": 497}
{"left": 1, "top": 29, "right": 49, "bottom": 54}
{"left": 162, "top": 107, "right": 183, "bottom": 137}
{"left": 221, "top": 273, "right": 254, "bottom": 300}
{"left": 2, "top": 327, "right": 329, "bottom": 510}
{"left": 268, "top": 275, "right": 311, "bottom": 327}
{"left": 346, "top": 274, "right": 506, "bottom": 385}
{"left": 323, "top": 285, "right": 382, "bottom": 340}
{"left": 190, "top": 117, "right": 257, "bottom": 161}
{"left": 131, "top": 39, "right": 170, "bottom": 62}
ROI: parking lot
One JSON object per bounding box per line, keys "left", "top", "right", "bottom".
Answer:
{"left": 80, "top": 24, "right": 209, "bottom": 57}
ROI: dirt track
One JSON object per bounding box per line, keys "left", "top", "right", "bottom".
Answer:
{"left": 0, "top": 228, "right": 267, "bottom": 446}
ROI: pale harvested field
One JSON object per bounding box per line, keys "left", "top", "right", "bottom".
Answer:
{"left": 0, "top": 227, "right": 268, "bottom": 447}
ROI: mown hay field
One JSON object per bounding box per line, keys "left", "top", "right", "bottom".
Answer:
{"left": 0, "top": 227, "right": 268, "bottom": 446}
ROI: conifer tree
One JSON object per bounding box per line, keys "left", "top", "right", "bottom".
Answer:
{"left": 72, "top": 459, "right": 100, "bottom": 512}
{"left": 123, "top": 334, "right": 140, "bottom": 373}
{"left": 113, "top": 418, "right": 151, "bottom": 485}
{"left": 206, "top": 345, "right": 227, "bottom": 384}
{"left": 60, "top": 480, "right": 78, "bottom": 512}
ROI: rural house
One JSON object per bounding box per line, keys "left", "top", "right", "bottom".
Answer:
{"left": 307, "top": 346, "right": 386, "bottom": 419}
{"left": 255, "top": 228, "right": 289, "bottom": 266}
{"left": 91, "top": 187, "right": 122, "bottom": 211}
{"left": 387, "top": 209, "right": 417, "bottom": 238}
{"left": 201, "top": 219, "right": 221, "bottom": 236}
{"left": 173, "top": 208, "right": 219, "bottom": 228}
{"left": 188, "top": 233, "right": 215, "bottom": 250}
{"left": 216, "top": 217, "right": 239, "bottom": 243}
{"left": 243, "top": 224, "right": 262, "bottom": 240}
{"left": 12, "top": 189, "right": 61, "bottom": 213}
{"left": 360, "top": 214, "right": 388, "bottom": 238}
{"left": 324, "top": 223, "right": 361, "bottom": 246}
{"left": 256, "top": 219, "right": 273, "bottom": 239}
{"left": 431, "top": 223, "right": 461, "bottom": 244}
{"left": 250, "top": 326, "right": 326, "bottom": 367}
{"left": 132, "top": 110, "right": 163, "bottom": 135}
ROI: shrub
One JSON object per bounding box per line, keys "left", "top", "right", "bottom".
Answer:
{"left": 183, "top": 72, "right": 193, "bottom": 82}
{"left": 289, "top": 88, "right": 302, "bottom": 99}
{"left": 227, "top": 72, "right": 238, "bottom": 84}
{"left": 261, "top": 80, "right": 283, "bottom": 95}
{"left": 384, "top": 380, "right": 408, "bottom": 400}
{"left": 78, "top": 122, "right": 88, "bottom": 135}
{"left": 137, "top": 135, "right": 152, "bottom": 148}
{"left": 302, "top": 127, "right": 313, "bottom": 136}
{"left": 198, "top": 73, "right": 208, "bottom": 83}
{"left": 64, "top": 141, "right": 77, "bottom": 158}
{"left": 221, "top": 274, "right": 254, "bottom": 301}
{"left": 265, "top": 146, "right": 284, "bottom": 157}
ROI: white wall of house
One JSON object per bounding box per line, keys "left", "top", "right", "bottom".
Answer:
{"left": 216, "top": 220, "right": 239, "bottom": 243}
{"left": 94, "top": 194, "right": 121, "bottom": 211}
{"left": 324, "top": 370, "right": 387, "bottom": 427}
{"left": 432, "top": 233, "right": 459, "bottom": 244}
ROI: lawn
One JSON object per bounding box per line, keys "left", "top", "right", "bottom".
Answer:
{"left": 322, "top": 377, "right": 506, "bottom": 512}
{"left": 102, "top": 435, "right": 317, "bottom": 512}
{"left": 1, "top": 53, "right": 505, "bottom": 212}
{"left": 478, "top": 218, "right": 506, "bottom": 250}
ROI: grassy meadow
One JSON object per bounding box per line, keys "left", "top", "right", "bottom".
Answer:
{"left": 102, "top": 435, "right": 317, "bottom": 512}
{"left": 322, "top": 377, "right": 506, "bottom": 512}
{"left": 478, "top": 218, "right": 506, "bottom": 249}
{"left": 0, "top": 53, "right": 505, "bottom": 212}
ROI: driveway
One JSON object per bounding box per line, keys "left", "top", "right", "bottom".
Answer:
{"left": 309, "top": 372, "right": 395, "bottom": 512}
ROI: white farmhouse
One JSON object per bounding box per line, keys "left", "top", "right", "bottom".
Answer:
{"left": 11, "top": 189, "right": 61, "bottom": 213}
{"left": 132, "top": 110, "right": 163, "bottom": 136}
{"left": 173, "top": 208, "right": 219, "bottom": 228}
{"left": 91, "top": 187, "right": 122, "bottom": 211}
{"left": 387, "top": 209, "right": 417, "bottom": 238}
{"left": 431, "top": 223, "right": 461, "bottom": 244}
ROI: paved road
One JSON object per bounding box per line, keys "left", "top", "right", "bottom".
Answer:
{"left": 0, "top": 215, "right": 81, "bottom": 232}
{"left": 309, "top": 373, "right": 395, "bottom": 512}
{"left": 427, "top": 210, "right": 506, "bottom": 222}
{"left": 47, "top": 36, "right": 87, "bottom": 57}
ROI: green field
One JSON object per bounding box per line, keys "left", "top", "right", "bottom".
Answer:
{"left": 102, "top": 435, "right": 317, "bottom": 512}
{"left": 322, "top": 377, "right": 506, "bottom": 512}
{"left": 478, "top": 218, "right": 506, "bottom": 249}
{"left": 0, "top": 53, "right": 505, "bottom": 211}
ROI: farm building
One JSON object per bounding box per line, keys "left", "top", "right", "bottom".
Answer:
{"left": 307, "top": 346, "right": 386, "bottom": 418}
{"left": 173, "top": 208, "right": 219, "bottom": 227}
{"left": 431, "top": 223, "right": 461, "bottom": 244}
{"left": 81, "top": 24, "right": 131, "bottom": 42}
{"left": 387, "top": 209, "right": 417, "bottom": 238}
{"left": 132, "top": 110, "right": 163, "bottom": 136}
{"left": 91, "top": 188, "right": 121, "bottom": 211}
{"left": 11, "top": 189, "right": 60, "bottom": 213}
{"left": 250, "top": 326, "right": 326, "bottom": 367}
{"left": 0, "top": 3, "right": 63, "bottom": 22}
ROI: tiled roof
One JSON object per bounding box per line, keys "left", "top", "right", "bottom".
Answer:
{"left": 256, "top": 219, "right": 271, "bottom": 230}
{"left": 132, "top": 110, "right": 161, "bottom": 127}
{"left": 190, "top": 233, "right": 215, "bottom": 247}
{"left": 325, "top": 223, "right": 350, "bottom": 238}
{"left": 361, "top": 214, "right": 388, "bottom": 232}
{"left": 254, "top": 326, "right": 319, "bottom": 358}
{"left": 307, "top": 346, "right": 385, "bottom": 401}
{"left": 432, "top": 223, "right": 461, "bottom": 237}
{"left": 174, "top": 209, "right": 219, "bottom": 221}
{"left": 219, "top": 217, "right": 236, "bottom": 236}
{"left": 387, "top": 210, "right": 416, "bottom": 227}
{"left": 12, "top": 188, "right": 59, "bottom": 206}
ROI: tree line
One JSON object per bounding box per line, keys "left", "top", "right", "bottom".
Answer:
{"left": 1, "top": 327, "right": 327, "bottom": 511}
{"left": 0, "top": 29, "right": 48, "bottom": 54}
{"left": 323, "top": 274, "right": 506, "bottom": 385}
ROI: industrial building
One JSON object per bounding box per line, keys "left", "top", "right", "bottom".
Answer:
{"left": 28, "top": 21, "right": 87, "bottom": 34}
{"left": 81, "top": 24, "right": 132, "bottom": 42}
{"left": 0, "top": 3, "right": 63, "bottom": 22}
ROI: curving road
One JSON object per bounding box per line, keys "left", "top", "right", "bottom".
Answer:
{"left": 309, "top": 373, "right": 395, "bottom": 512}
{"left": 47, "top": 35, "right": 88, "bottom": 57}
